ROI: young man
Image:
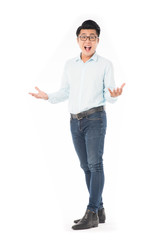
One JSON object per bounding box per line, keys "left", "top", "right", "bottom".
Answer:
{"left": 29, "top": 20, "right": 125, "bottom": 230}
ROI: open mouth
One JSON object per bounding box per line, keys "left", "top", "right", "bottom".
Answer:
{"left": 84, "top": 46, "right": 92, "bottom": 52}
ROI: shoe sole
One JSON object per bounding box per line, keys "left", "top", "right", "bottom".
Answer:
{"left": 74, "top": 219, "right": 105, "bottom": 224}
{"left": 99, "top": 219, "right": 105, "bottom": 223}
{"left": 72, "top": 224, "right": 98, "bottom": 230}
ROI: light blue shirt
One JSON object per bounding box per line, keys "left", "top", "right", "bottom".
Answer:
{"left": 48, "top": 52, "right": 117, "bottom": 114}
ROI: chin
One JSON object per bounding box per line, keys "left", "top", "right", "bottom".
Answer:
{"left": 83, "top": 51, "right": 94, "bottom": 57}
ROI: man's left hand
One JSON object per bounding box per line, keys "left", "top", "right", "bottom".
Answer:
{"left": 108, "top": 83, "right": 126, "bottom": 97}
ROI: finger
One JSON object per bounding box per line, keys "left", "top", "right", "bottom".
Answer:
{"left": 29, "top": 93, "right": 39, "bottom": 98}
{"left": 120, "top": 84, "right": 125, "bottom": 94}
{"left": 119, "top": 88, "right": 122, "bottom": 95}
{"left": 116, "top": 90, "right": 119, "bottom": 96}
{"left": 113, "top": 89, "right": 116, "bottom": 96}
{"left": 35, "top": 86, "right": 41, "bottom": 92}
{"left": 121, "top": 83, "right": 126, "bottom": 89}
{"left": 28, "top": 92, "right": 35, "bottom": 96}
{"left": 117, "top": 88, "right": 120, "bottom": 95}
{"left": 108, "top": 88, "right": 113, "bottom": 94}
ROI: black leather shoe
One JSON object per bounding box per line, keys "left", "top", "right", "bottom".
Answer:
{"left": 74, "top": 207, "right": 106, "bottom": 224}
{"left": 72, "top": 209, "right": 99, "bottom": 230}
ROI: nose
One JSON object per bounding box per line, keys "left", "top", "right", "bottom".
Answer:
{"left": 86, "top": 36, "right": 91, "bottom": 42}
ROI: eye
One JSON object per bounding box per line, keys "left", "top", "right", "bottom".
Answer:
{"left": 90, "top": 36, "right": 96, "bottom": 40}
{"left": 80, "top": 36, "right": 87, "bottom": 40}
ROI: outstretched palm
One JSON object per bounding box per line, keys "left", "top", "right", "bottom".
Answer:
{"left": 108, "top": 83, "right": 125, "bottom": 97}
{"left": 29, "top": 87, "right": 48, "bottom": 100}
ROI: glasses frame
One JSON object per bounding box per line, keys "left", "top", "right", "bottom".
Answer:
{"left": 78, "top": 35, "right": 99, "bottom": 41}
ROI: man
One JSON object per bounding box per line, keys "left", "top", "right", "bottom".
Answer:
{"left": 29, "top": 20, "right": 125, "bottom": 230}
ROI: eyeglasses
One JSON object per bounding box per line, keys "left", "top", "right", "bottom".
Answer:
{"left": 78, "top": 35, "right": 99, "bottom": 41}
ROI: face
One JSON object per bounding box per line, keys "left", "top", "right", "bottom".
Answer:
{"left": 77, "top": 29, "right": 99, "bottom": 59}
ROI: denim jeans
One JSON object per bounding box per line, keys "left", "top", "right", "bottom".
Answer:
{"left": 70, "top": 109, "right": 107, "bottom": 213}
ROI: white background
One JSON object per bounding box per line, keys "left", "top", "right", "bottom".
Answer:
{"left": 0, "top": 0, "right": 160, "bottom": 239}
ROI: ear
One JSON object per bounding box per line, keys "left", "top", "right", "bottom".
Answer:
{"left": 77, "top": 37, "right": 79, "bottom": 45}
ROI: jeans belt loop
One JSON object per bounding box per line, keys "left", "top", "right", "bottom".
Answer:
{"left": 77, "top": 112, "right": 85, "bottom": 120}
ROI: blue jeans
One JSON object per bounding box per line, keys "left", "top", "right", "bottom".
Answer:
{"left": 70, "top": 109, "right": 107, "bottom": 213}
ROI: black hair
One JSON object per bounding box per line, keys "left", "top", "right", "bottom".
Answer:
{"left": 76, "top": 20, "right": 100, "bottom": 37}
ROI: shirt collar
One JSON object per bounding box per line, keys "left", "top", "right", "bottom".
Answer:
{"left": 75, "top": 51, "right": 98, "bottom": 62}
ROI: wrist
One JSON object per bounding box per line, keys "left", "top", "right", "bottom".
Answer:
{"left": 44, "top": 94, "right": 49, "bottom": 100}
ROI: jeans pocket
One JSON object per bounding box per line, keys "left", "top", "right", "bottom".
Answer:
{"left": 86, "top": 111, "right": 103, "bottom": 121}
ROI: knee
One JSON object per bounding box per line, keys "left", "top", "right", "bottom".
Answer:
{"left": 80, "top": 163, "right": 90, "bottom": 174}
{"left": 88, "top": 162, "right": 103, "bottom": 172}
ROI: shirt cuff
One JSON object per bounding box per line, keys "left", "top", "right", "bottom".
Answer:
{"left": 107, "top": 96, "right": 118, "bottom": 103}
{"left": 47, "top": 93, "right": 56, "bottom": 103}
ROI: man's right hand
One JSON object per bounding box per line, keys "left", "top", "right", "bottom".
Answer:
{"left": 28, "top": 87, "right": 49, "bottom": 100}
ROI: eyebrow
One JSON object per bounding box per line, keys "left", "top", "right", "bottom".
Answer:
{"left": 81, "top": 33, "right": 97, "bottom": 36}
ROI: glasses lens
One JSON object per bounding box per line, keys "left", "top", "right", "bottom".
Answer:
{"left": 80, "top": 36, "right": 87, "bottom": 41}
{"left": 79, "top": 35, "right": 97, "bottom": 41}
{"left": 90, "top": 36, "right": 96, "bottom": 41}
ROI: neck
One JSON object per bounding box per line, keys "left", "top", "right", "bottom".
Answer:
{"left": 81, "top": 52, "right": 95, "bottom": 63}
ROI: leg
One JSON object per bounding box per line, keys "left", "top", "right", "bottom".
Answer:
{"left": 70, "top": 118, "right": 91, "bottom": 192}
{"left": 84, "top": 111, "right": 107, "bottom": 213}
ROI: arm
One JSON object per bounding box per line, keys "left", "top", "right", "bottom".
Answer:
{"left": 103, "top": 61, "right": 125, "bottom": 102}
{"left": 29, "top": 61, "right": 70, "bottom": 103}
{"left": 47, "top": 61, "right": 70, "bottom": 104}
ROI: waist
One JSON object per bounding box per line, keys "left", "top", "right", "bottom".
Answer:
{"left": 70, "top": 106, "right": 105, "bottom": 120}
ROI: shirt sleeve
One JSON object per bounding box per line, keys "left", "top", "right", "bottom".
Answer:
{"left": 47, "top": 61, "right": 70, "bottom": 104}
{"left": 103, "top": 61, "right": 118, "bottom": 103}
